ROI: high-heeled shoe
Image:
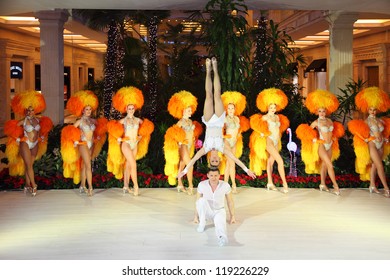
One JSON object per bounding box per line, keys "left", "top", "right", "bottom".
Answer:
{"left": 266, "top": 183, "right": 277, "bottom": 191}
{"left": 331, "top": 186, "right": 340, "bottom": 196}
{"left": 123, "top": 186, "right": 132, "bottom": 194}
{"left": 177, "top": 185, "right": 186, "bottom": 193}
{"left": 133, "top": 187, "right": 139, "bottom": 197}
{"left": 383, "top": 189, "right": 390, "bottom": 198}
{"left": 79, "top": 186, "right": 87, "bottom": 194}
{"left": 87, "top": 187, "right": 93, "bottom": 196}
{"left": 281, "top": 184, "right": 289, "bottom": 194}
{"left": 232, "top": 186, "right": 238, "bottom": 194}
{"left": 32, "top": 186, "right": 37, "bottom": 197}
{"left": 187, "top": 187, "right": 194, "bottom": 195}
{"left": 369, "top": 185, "right": 380, "bottom": 194}
{"left": 24, "top": 185, "right": 36, "bottom": 196}
{"left": 319, "top": 184, "right": 329, "bottom": 192}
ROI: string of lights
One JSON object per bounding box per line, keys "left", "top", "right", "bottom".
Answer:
{"left": 252, "top": 16, "right": 268, "bottom": 92}
{"left": 111, "top": 21, "right": 125, "bottom": 120}
{"left": 147, "top": 15, "right": 159, "bottom": 121}
{"left": 103, "top": 19, "right": 117, "bottom": 120}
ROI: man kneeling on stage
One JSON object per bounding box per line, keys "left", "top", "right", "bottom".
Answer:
{"left": 194, "top": 166, "right": 236, "bottom": 246}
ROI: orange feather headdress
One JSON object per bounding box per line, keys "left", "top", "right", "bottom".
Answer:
{"left": 112, "top": 86, "right": 144, "bottom": 114}
{"left": 66, "top": 90, "right": 98, "bottom": 117}
{"left": 305, "top": 89, "right": 339, "bottom": 115}
{"left": 355, "top": 86, "right": 390, "bottom": 113}
{"left": 221, "top": 91, "right": 247, "bottom": 115}
{"left": 256, "top": 88, "right": 288, "bottom": 113}
{"left": 167, "top": 90, "right": 198, "bottom": 119}
{"left": 11, "top": 90, "right": 46, "bottom": 117}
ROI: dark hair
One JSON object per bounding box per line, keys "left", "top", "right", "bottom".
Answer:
{"left": 208, "top": 166, "right": 220, "bottom": 173}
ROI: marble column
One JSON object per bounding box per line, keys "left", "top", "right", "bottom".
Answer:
{"left": 325, "top": 11, "right": 358, "bottom": 95}
{"left": 376, "top": 44, "right": 387, "bottom": 91}
{"left": 25, "top": 57, "right": 35, "bottom": 90}
{"left": 35, "top": 9, "right": 69, "bottom": 125}
{"left": 0, "top": 51, "right": 11, "bottom": 131}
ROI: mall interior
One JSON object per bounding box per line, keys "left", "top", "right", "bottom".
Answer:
{"left": 0, "top": 1, "right": 389, "bottom": 136}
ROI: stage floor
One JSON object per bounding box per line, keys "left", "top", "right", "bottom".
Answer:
{"left": 0, "top": 187, "right": 389, "bottom": 260}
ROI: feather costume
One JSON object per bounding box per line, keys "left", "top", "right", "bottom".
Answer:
{"left": 296, "top": 89, "right": 343, "bottom": 174}
{"left": 163, "top": 90, "right": 202, "bottom": 185}
{"left": 5, "top": 90, "right": 52, "bottom": 176}
{"left": 61, "top": 90, "right": 107, "bottom": 184}
{"left": 249, "top": 88, "right": 289, "bottom": 176}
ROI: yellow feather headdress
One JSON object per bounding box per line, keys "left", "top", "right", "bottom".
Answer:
{"left": 66, "top": 90, "right": 98, "bottom": 117}
{"left": 221, "top": 91, "right": 247, "bottom": 115}
{"left": 167, "top": 90, "right": 198, "bottom": 119}
{"left": 305, "top": 89, "right": 339, "bottom": 115}
{"left": 11, "top": 90, "right": 46, "bottom": 117}
{"left": 355, "top": 86, "right": 390, "bottom": 113}
{"left": 256, "top": 88, "right": 288, "bottom": 113}
{"left": 112, "top": 86, "right": 144, "bottom": 113}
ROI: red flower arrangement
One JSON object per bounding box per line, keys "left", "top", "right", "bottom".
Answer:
{"left": 0, "top": 168, "right": 379, "bottom": 191}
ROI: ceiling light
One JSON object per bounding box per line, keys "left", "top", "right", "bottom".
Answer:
{"left": 0, "top": 16, "right": 38, "bottom": 25}
{"left": 354, "top": 19, "right": 390, "bottom": 27}
{"left": 299, "top": 35, "right": 328, "bottom": 41}
{"left": 18, "top": 27, "right": 40, "bottom": 32}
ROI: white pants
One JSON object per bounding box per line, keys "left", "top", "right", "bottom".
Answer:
{"left": 196, "top": 197, "right": 228, "bottom": 241}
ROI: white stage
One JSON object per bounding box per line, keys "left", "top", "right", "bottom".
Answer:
{"left": 0, "top": 187, "right": 389, "bottom": 260}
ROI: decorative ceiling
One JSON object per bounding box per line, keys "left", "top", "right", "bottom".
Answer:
{"left": 0, "top": 0, "right": 389, "bottom": 16}
{"left": 0, "top": 0, "right": 389, "bottom": 52}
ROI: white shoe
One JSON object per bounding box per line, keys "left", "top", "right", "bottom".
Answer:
{"left": 197, "top": 224, "right": 205, "bottom": 233}
{"left": 218, "top": 236, "right": 228, "bottom": 247}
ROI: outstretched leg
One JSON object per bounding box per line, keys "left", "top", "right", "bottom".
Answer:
{"left": 78, "top": 145, "right": 93, "bottom": 195}
{"left": 368, "top": 143, "right": 389, "bottom": 195}
{"left": 369, "top": 164, "right": 377, "bottom": 188}
{"left": 318, "top": 145, "right": 339, "bottom": 194}
{"left": 319, "top": 161, "right": 330, "bottom": 192}
{"left": 211, "top": 57, "right": 224, "bottom": 117}
{"left": 369, "top": 164, "right": 380, "bottom": 193}
{"left": 19, "top": 143, "right": 37, "bottom": 194}
{"left": 224, "top": 145, "right": 237, "bottom": 193}
{"left": 122, "top": 143, "right": 139, "bottom": 196}
{"left": 203, "top": 58, "right": 214, "bottom": 121}
{"left": 266, "top": 139, "right": 288, "bottom": 193}
{"left": 179, "top": 145, "right": 194, "bottom": 194}
{"left": 266, "top": 155, "right": 276, "bottom": 186}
